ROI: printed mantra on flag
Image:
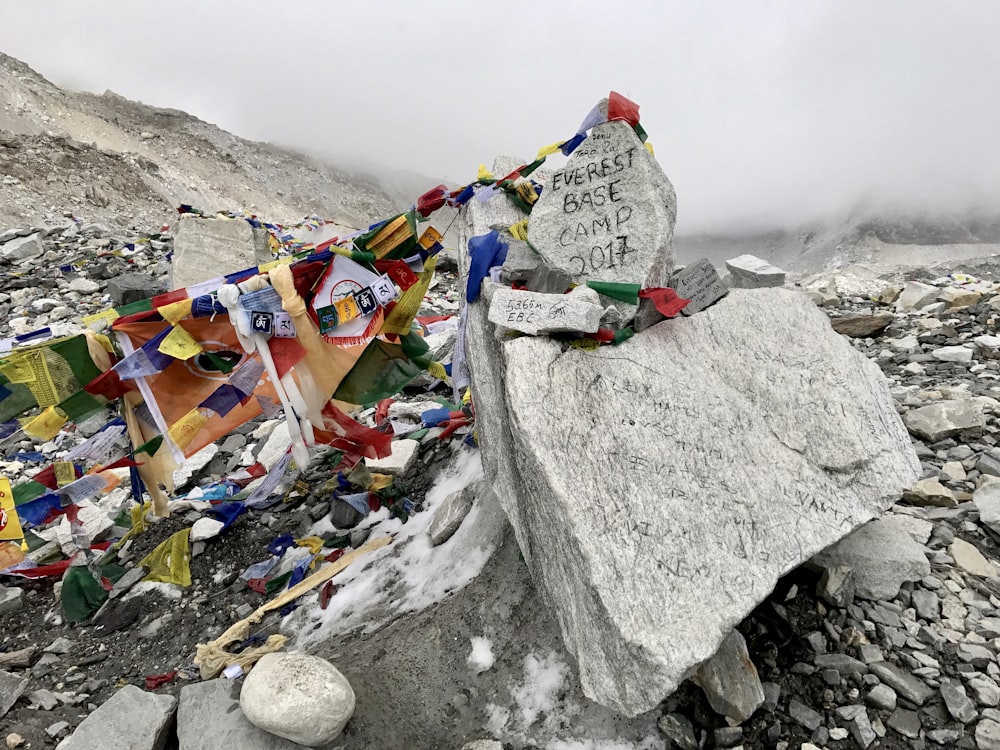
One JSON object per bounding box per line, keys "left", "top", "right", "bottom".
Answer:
{"left": 550, "top": 133, "right": 638, "bottom": 275}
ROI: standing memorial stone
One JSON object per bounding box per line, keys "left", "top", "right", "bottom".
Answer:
{"left": 673, "top": 258, "right": 728, "bottom": 315}
{"left": 528, "top": 112, "right": 677, "bottom": 295}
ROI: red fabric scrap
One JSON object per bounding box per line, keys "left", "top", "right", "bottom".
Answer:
{"left": 247, "top": 577, "right": 268, "bottom": 594}
{"left": 638, "top": 288, "right": 690, "bottom": 318}
{"left": 367, "top": 493, "right": 382, "bottom": 513}
{"left": 438, "top": 417, "right": 470, "bottom": 440}
{"left": 373, "top": 259, "right": 419, "bottom": 291}
{"left": 586, "top": 328, "right": 616, "bottom": 343}
{"left": 311, "top": 403, "right": 393, "bottom": 460}
{"left": 374, "top": 398, "right": 393, "bottom": 425}
{"left": 319, "top": 579, "right": 338, "bottom": 609}
{"left": 416, "top": 185, "right": 448, "bottom": 218}
{"left": 83, "top": 369, "right": 136, "bottom": 400}
{"left": 607, "top": 91, "right": 640, "bottom": 126}
{"left": 323, "top": 548, "right": 346, "bottom": 564}
{"left": 150, "top": 289, "right": 188, "bottom": 309}
{"left": 145, "top": 670, "right": 178, "bottom": 690}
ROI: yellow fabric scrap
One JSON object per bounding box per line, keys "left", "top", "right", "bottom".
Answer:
{"left": 195, "top": 633, "right": 287, "bottom": 680}
{"left": 82, "top": 309, "right": 120, "bottom": 329}
{"left": 477, "top": 163, "right": 494, "bottom": 181}
{"left": 515, "top": 182, "right": 539, "bottom": 207}
{"left": 167, "top": 408, "right": 208, "bottom": 451}
{"left": 644, "top": 141, "right": 655, "bottom": 156}
{"left": 139, "top": 527, "right": 192, "bottom": 586}
{"left": 570, "top": 338, "right": 601, "bottom": 351}
{"left": 333, "top": 295, "right": 360, "bottom": 325}
{"left": 158, "top": 299, "right": 194, "bottom": 325}
{"left": 294, "top": 536, "right": 325, "bottom": 555}
{"left": 23, "top": 407, "right": 67, "bottom": 441}
{"left": 260, "top": 257, "right": 293, "bottom": 273}
{"left": 427, "top": 361, "right": 450, "bottom": 383}
{"left": 381, "top": 256, "right": 438, "bottom": 336}
{"left": 536, "top": 141, "right": 564, "bottom": 159}
{"left": 158, "top": 324, "right": 202, "bottom": 360}
{"left": 53, "top": 461, "right": 76, "bottom": 487}
{"left": 368, "top": 473, "right": 394, "bottom": 491}
{"left": 509, "top": 219, "right": 529, "bottom": 241}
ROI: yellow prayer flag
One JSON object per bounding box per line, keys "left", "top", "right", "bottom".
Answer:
{"left": 509, "top": 219, "right": 529, "bottom": 241}
{"left": 536, "top": 141, "right": 564, "bottom": 159}
{"left": 427, "top": 361, "right": 450, "bottom": 383}
{"left": 167, "top": 408, "right": 209, "bottom": 450}
{"left": 418, "top": 226, "right": 443, "bottom": 251}
{"left": 54, "top": 461, "right": 76, "bottom": 487}
{"left": 83, "top": 309, "right": 120, "bottom": 329}
{"left": 368, "top": 473, "right": 394, "bottom": 491}
{"left": 158, "top": 298, "right": 194, "bottom": 325}
{"left": 333, "top": 295, "right": 360, "bottom": 325}
{"left": 569, "top": 338, "right": 601, "bottom": 351}
{"left": 644, "top": 141, "right": 654, "bottom": 156}
{"left": 23, "top": 406, "right": 67, "bottom": 440}
{"left": 260, "top": 257, "right": 293, "bottom": 273}
{"left": 294, "top": 536, "right": 325, "bottom": 555}
{"left": 158, "top": 324, "right": 203, "bottom": 360}
{"left": 0, "top": 476, "right": 25, "bottom": 543}
{"left": 381, "top": 256, "right": 437, "bottom": 336}
{"left": 477, "top": 164, "right": 494, "bottom": 181}
{"left": 368, "top": 215, "right": 414, "bottom": 259}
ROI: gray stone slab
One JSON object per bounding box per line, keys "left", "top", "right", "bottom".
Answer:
{"left": 528, "top": 120, "right": 676, "bottom": 291}
{"left": 463, "top": 286, "right": 919, "bottom": 716}
{"left": 107, "top": 273, "right": 166, "bottom": 307}
{"left": 811, "top": 516, "right": 930, "bottom": 600}
{"left": 673, "top": 258, "right": 728, "bottom": 315}
{"left": 62, "top": 684, "right": 176, "bottom": 750}
{"left": 903, "top": 399, "right": 984, "bottom": 442}
{"left": 178, "top": 679, "right": 309, "bottom": 750}
{"left": 488, "top": 287, "right": 603, "bottom": 336}
{"left": 0, "top": 233, "right": 43, "bottom": 261}
{"left": 171, "top": 215, "right": 272, "bottom": 290}
{"left": 0, "top": 669, "right": 28, "bottom": 719}
{"left": 725, "top": 254, "right": 785, "bottom": 288}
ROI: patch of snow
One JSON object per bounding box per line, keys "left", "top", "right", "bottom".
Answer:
{"left": 468, "top": 636, "right": 495, "bottom": 674}
{"left": 290, "top": 446, "right": 494, "bottom": 646}
{"left": 512, "top": 652, "right": 570, "bottom": 727}
{"left": 124, "top": 581, "right": 183, "bottom": 600}
{"left": 546, "top": 739, "right": 664, "bottom": 750}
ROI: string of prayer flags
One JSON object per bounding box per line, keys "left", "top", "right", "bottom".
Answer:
{"left": 381, "top": 256, "right": 438, "bottom": 336}
{"left": 309, "top": 255, "right": 385, "bottom": 347}
{"left": 536, "top": 141, "right": 565, "bottom": 159}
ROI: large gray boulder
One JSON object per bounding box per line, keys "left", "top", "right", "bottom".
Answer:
{"left": 462, "top": 285, "right": 919, "bottom": 716}
{"left": 171, "top": 215, "right": 272, "bottom": 290}
{"left": 177, "top": 679, "right": 309, "bottom": 750}
{"left": 528, "top": 118, "right": 676, "bottom": 291}
{"left": 240, "top": 652, "right": 355, "bottom": 746}
{"left": 61, "top": 685, "right": 176, "bottom": 750}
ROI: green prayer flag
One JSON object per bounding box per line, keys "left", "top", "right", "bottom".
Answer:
{"left": 333, "top": 336, "right": 425, "bottom": 406}
{"left": 586, "top": 280, "right": 641, "bottom": 305}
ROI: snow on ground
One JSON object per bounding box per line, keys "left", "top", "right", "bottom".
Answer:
{"left": 467, "top": 635, "right": 495, "bottom": 674}
{"left": 486, "top": 651, "right": 666, "bottom": 750}
{"left": 289, "top": 445, "right": 498, "bottom": 645}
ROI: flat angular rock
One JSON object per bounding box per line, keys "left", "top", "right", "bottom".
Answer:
{"left": 673, "top": 258, "right": 728, "bottom": 315}
{"left": 61, "top": 684, "right": 176, "bottom": 750}
{"left": 488, "top": 287, "right": 603, "bottom": 336}
{"left": 178, "top": 679, "right": 308, "bottom": 750}
{"left": 951, "top": 538, "right": 996, "bottom": 577}
{"left": 903, "top": 478, "right": 956, "bottom": 507}
{"left": 240, "top": 653, "right": 355, "bottom": 746}
{"left": 528, "top": 118, "right": 676, "bottom": 291}
{"left": 903, "top": 399, "right": 984, "bottom": 442}
{"left": 430, "top": 484, "right": 477, "bottom": 546}
{"left": 868, "top": 661, "right": 934, "bottom": 706}
{"left": 463, "top": 286, "right": 918, "bottom": 716}
{"left": 694, "top": 630, "right": 764, "bottom": 722}
{"left": 366, "top": 439, "right": 418, "bottom": 476}
{"left": 0, "top": 670, "right": 28, "bottom": 719}
{"left": 975, "top": 480, "right": 1000, "bottom": 536}
{"left": 831, "top": 313, "right": 895, "bottom": 338}
{"left": 725, "top": 254, "right": 785, "bottom": 288}
{"left": 811, "top": 516, "right": 930, "bottom": 600}
{"left": 896, "top": 281, "right": 939, "bottom": 312}
{"left": 171, "top": 215, "right": 272, "bottom": 290}
{"left": 108, "top": 273, "right": 166, "bottom": 307}
{"left": 0, "top": 233, "right": 43, "bottom": 261}
{"left": 938, "top": 286, "right": 982, "bottom": 308}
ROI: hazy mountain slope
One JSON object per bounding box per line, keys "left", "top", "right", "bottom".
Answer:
{"left": 0, "top": 51, "right": 408, "bottom": 231}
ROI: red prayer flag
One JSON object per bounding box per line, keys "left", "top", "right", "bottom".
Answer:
{"left": 608, "top": 91, "right": 640, "bottom": 127}
{"left": 416, "top": 185, "right": 448, "bottom": 218}
{"left": 638, "top": 287, "right": 690, "bottom": 318}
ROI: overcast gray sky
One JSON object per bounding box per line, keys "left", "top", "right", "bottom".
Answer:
{"left": 2, "top": 1, "right": 998, "bottom": 233}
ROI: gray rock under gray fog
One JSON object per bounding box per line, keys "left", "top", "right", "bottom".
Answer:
{"left": 463, "top": 286, "right": 918, "bottom": 716}
{"left": 528, "top": 119, "right": 676, "bottom": 291}
{"left": 171, "top": 215, "right": 272, "bottom": 290}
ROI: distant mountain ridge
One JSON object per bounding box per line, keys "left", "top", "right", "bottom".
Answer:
{"left": 0, "top": 50, "right": 417, "bottom": 231}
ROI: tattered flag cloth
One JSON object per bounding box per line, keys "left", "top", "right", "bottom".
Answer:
{"left": 113, "top": 315, "right": 279, "bottom": 458}
{"left": 309, "top": 255, "right": 386, "bottom": 347}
